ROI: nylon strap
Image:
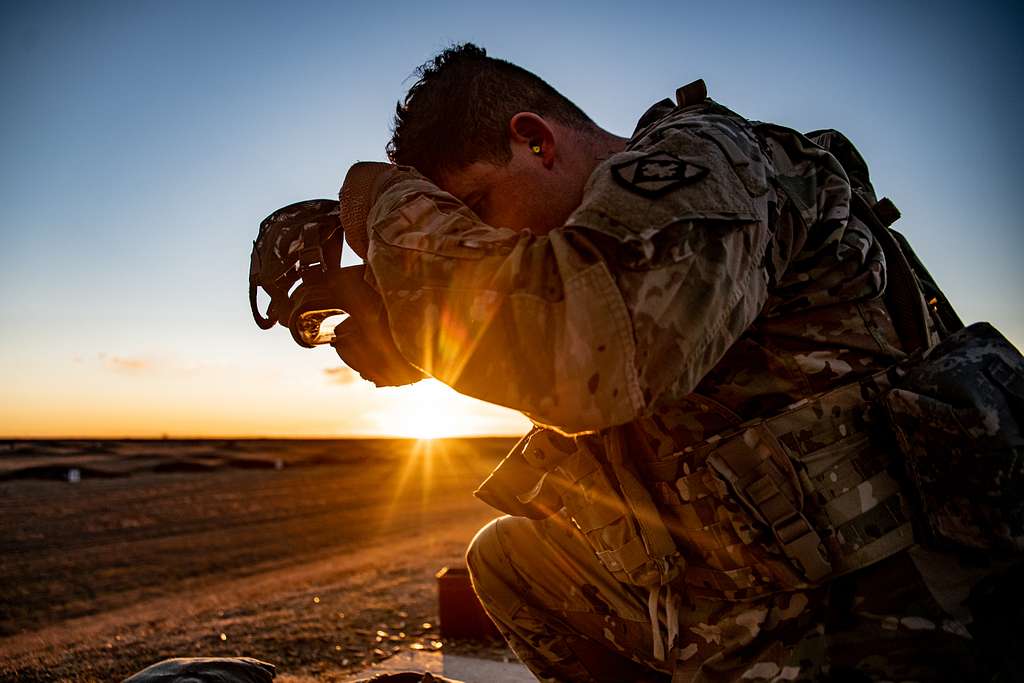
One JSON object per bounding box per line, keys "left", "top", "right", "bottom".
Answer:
{"left": 557, "top": 447, "right": 602, "bottom": 483}
{"left": 607, "top": 428, "right": 681, "bottom": 583}
{"left": 833, "top": 522, "right": 914, "bottom": 575}
{"left": 684, "top": 564, "right": 758, "bottom": 592}
{"left": 683, "top": 520, "right": 740, "bottom": 553}
{"left": 707, "top": 425, "right": 833, "bottom": 581}
{"left": 570, "top": 487, "right": 625, "bottom": 533}
{"left": 823, "top": 470, "right": 902, "bottom": 527}
{"left": 807, "top": 449, "right": 885, "bottom": 500}
{"left": 596, "top": 535, "right": 652, "bottom": 575}
{"left": 887, "top": 222, "right": 965, "bottom": 335}
{"left": 850, "top": 193, "right": 932, "bottom": 353}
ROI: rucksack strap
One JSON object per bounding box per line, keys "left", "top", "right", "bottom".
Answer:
{"left": 870, "top": 197, "right": 965, "bottom": 337}
{"left": 849, "top": 192, "right": 934, "bottom": 353}
{"left": 888, "top": 237, "right": 965, "bottom": 338}
{"left": 800, "top": 127, "right": 963, "bottom": 347}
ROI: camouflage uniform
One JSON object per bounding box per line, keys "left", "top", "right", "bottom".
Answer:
{"left": 363, "top": 93, "right": 993, "bottom": 681}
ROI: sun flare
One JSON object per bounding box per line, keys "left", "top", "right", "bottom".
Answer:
{"left": 382, "top": 379, "right": 489, "bottom": 440}
{"left": 398, "top": 410, "right": 466, "bottom": 441}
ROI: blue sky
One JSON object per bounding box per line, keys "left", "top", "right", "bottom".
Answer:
{"left": 1, "top": 1, "right": 1021, "bottom": 437}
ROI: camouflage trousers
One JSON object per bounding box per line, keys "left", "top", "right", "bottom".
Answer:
{"left": 466, "top": 513, "right": 1007, "bottom": 682}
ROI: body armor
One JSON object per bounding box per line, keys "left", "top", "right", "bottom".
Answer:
{"left": 476, "top": 87, "right": 932, "bottom": 600}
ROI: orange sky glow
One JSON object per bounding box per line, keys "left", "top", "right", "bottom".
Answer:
{"left": 0, "top": 347, "right": 530, "bottom": 439}
{"left": 2, "top": 4, "right": 1021, "bottom": 439}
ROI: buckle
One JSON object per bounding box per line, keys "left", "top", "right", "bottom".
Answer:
{"left": 777, "top": 519, "right": 831, "bottom": 581}
{"left": 297, "top": 222, "right": 327, "bottom": 278}
{"left": 299, "top": 245, "right": 325, "bottom": 271}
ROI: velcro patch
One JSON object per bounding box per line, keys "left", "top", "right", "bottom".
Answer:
{"left": 611, "top": 152, "right": 708, "bottom": 198}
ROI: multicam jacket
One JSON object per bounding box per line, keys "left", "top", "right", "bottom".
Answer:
{"left": 364, "top": 90, "right": 918, "bottom": 603}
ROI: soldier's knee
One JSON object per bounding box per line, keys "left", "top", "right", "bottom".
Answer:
{"left": 465, "top": 516, "right": 526, "bottom": 620}
{"left": 466, "top": 517, "right": 505, "bottom": 585}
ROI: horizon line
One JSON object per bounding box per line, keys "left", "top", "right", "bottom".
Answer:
{"left": 0, "top": 433, "right": 524, "bottom": 441}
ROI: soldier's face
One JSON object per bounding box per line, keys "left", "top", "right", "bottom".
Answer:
{"left": 439, "top": 142, "right": 586, "bottom": 236}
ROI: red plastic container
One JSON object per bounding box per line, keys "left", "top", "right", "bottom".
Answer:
{"left": 435, "top": 565, "right": 502, "bottom": 640}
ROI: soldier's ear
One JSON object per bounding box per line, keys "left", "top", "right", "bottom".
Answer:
{"left": 509, "top": 112, "right": 556, "bottom": 169}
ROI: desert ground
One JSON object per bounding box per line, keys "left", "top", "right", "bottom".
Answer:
{"left": 0, "top": 438, "right": 519, "bottom": 682}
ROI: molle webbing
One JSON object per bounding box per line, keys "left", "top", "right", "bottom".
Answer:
{"left": 476, "top": 428, "right": 682, "bottom": 588}
{"left": 606, "top": 428, "right": 680, "bottom": 581}
{"left": 554, "top": 436, "right": 680, "bottom": 588}
{"left": 645, "top": 369, "right": 914, "bottom": 597}
{"left": 708, "top": 424, "right": 832, "bottom": 581}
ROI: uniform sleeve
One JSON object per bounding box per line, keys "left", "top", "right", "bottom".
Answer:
{"left": 365, "top": 121, "right": 774, "bottom": 434}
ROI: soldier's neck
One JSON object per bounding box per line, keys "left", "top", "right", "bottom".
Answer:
{"left": 592, "top": 129, "right": 628, "bottom": 161}
{"left": 578, "top": 129, "right": 627, "bottom": 178}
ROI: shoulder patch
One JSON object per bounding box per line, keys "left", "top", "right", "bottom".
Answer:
{"left": 611, "top": 152, "right": 708, "bottom": 198}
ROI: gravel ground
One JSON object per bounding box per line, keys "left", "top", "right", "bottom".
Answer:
{"left": 0, "top": 438, "right": 518, "bottom": 682}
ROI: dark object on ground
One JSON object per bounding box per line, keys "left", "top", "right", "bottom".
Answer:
{"left": 349, "top": 673, "right": 462, "bottom": 682}
{"left": 122, "top": 659, "right": 465, "bottom": 683}
{"left": 122, "top": 656, "right": 276, "bottom": 682}
{"left": 436, "top": 565, "right": 501, "bottom": 640}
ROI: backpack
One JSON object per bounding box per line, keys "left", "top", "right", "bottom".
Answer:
{"left": 808, "top": 129, "right": 1024, "bottom": 554}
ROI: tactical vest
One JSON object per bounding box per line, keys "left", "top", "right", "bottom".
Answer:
{"left": 478, "top": 363, "right": 915, "bottom": 601}
{"left": 612, "top": 126, "right": 933, "bottom": 600}
{"left": 476, "top": 91, "right": 1022, "bottom": 606}
{"left": 636, "top": 366, "right": 910, "bottom": 600}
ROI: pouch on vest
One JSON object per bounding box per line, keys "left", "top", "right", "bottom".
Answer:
{"left": 882, "top": 322, "right": 1024, "bottom": 553}
{"left": 477, "top": 428, "right": 681, "bottom": 588}
{"left": 645, "top": 370, "right": 914, "bottom": 597}
{"left": 474, "top": 428, "right": 569, "bottom": 521}
{"left": 560, "top": 430, "right": 681, "bottom": 587}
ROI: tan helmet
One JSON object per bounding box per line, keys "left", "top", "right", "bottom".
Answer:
{"left": 248, "top": 199, "right": 346, "bottom": 347}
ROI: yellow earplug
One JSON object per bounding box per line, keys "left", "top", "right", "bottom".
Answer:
{"left": 531, "top": 145, "right": 542, "bottom": 154}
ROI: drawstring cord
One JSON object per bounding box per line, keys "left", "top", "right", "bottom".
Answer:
{"left": 648, "top": 583, "right": 680, "bottom": 662}
{"left": 666, "top": 583, "right": 679, "bottom": 659}
{"left": 648, "top": 585, "right": 665, "bottom": 661}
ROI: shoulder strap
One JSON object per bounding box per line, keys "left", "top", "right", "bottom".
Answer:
{"left": 849, "top": 193, "right": 936, "bottom": 353}
{"left": 802, "top": 127, "right": 964, "bottom": 345}
{"left": 878, "top": 202, "right": 965, "bottom": 336}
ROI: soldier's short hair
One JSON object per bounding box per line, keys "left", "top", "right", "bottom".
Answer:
{"left": 387, "top": 43, "right": 596, "bottom": 180}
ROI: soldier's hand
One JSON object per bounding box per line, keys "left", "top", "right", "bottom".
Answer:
{"left": 340, "top": 161, "right": 403, "bottom": 259}
{"left": 328, "top": 265, "right": 426, "bottom": 387}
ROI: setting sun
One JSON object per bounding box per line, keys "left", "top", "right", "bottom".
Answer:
{"left": 397, "top": 412, "right": 463, "bottom": 440}
{"left": 375, "top": 379, "right": 519, "bottom": 439}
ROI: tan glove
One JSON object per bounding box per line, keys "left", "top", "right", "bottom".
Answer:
{"left": 327, "top": 265, "right": 426, "bottom": 387}
{"left": 339, "top": 161, "right": 403, "bottom": 259}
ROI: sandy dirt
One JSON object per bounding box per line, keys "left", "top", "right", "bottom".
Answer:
{"left": 0, "top": 438, "right": 519, "bottom": 682}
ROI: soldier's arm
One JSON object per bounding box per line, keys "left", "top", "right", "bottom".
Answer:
{"left": 364, "top": 126, "right": 778, "bottom": 434}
